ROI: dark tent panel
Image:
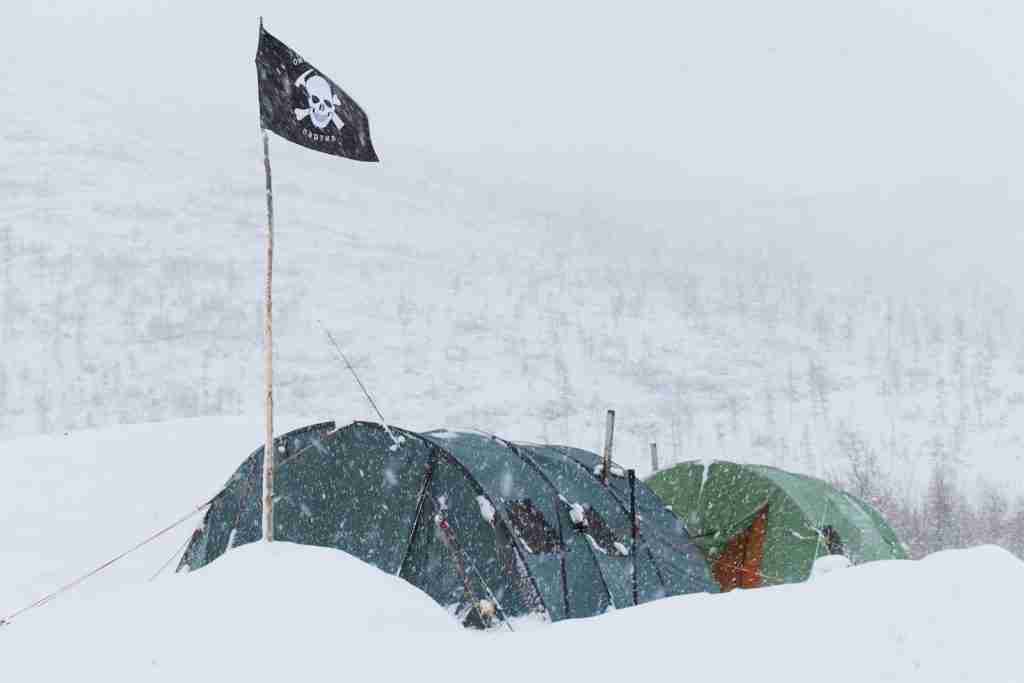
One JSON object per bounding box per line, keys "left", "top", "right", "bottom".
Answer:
{"left": 180, "top": 422, "right": 717, "bottom": 626}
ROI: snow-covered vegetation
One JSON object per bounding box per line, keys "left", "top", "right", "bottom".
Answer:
{"left": 4, "top": 148, "right": 1024, "bottom": 555}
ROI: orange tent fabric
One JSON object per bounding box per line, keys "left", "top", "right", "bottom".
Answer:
{"left": 712, "top": 507, "right": 768, "bottom": 591}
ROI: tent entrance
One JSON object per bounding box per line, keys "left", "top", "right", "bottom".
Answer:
{"left": 712, "top": 506, "right": 768, "bottom": 591}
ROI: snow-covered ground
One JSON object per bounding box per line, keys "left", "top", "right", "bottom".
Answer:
{"left": 5, "top": 542, "right": 1022, "bottom": 682}
{"left": 0, "top": 416, "right": 320, "bottom": 614}
{"left": 2, "top": 418, "right": 1021, "bottom": 681}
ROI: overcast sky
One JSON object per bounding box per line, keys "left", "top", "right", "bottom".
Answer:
{"left": 8, "top": 1, "right": 1024, "bottom": 289}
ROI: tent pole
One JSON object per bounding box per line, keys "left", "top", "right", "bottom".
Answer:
{"left": 629, "top": 469, "right": 638, "bottom": 605}
{"left": 601, "top": 409, "right": 615, "bottom": 485}
{"left": 261, "top": 124, "right": 275, "bottom": 543}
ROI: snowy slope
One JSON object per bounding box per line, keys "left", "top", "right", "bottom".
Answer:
{"left": 5, "top": 2, "right": 1024, "bottom": 509}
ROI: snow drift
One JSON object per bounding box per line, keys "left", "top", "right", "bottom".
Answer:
{"left": 1, "top": 543, "right": 1021, "bottom": 682}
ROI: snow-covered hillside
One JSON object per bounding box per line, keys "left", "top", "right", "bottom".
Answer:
{"left": 1, "top": 418, "right": 1020, "bottom": 681}
{"left": 5, "top": 3, "right": 1024, "bottom": 529}
{"left": 5, "top": 122, "right": 1024, "bottom": 505}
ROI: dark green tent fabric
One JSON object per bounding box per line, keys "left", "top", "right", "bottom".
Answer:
{"left": 179, "top": 422, "right": 716, "bottom": 626}
{"left": 646, "top": 461, "right": 909, "bottom": 587}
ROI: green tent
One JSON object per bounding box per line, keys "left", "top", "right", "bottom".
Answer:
{"left": 646, "top": 461, "right": 908, "bottom": 590}
{"left": 180, "top": 421, "right": 716, "bottom": 626}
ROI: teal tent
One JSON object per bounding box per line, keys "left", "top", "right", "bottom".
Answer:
{"left": 180, "top": 421, "right": 716, "bottom": 626}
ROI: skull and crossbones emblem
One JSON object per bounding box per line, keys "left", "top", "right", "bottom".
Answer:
{"left": 293, "top": 69, "right": 344, "bottom": 131}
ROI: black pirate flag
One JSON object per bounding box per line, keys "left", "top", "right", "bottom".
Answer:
{"left": 256, "top": 25, "right": 378, "bottom": 162}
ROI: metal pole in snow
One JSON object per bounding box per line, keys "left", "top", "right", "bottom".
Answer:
{"left": 650, "top": 442, "right": 659, "bottom": 473}
{"left": 629, "top": 469, "right": 638, "bottom": 605}
{"left": 601, "top": 409, "right": 615, "bottom": 485}
{"left": 260, "top": 121, "right": 275, "bottom": 543}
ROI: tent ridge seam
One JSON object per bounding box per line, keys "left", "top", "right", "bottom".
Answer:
{"left": 397, "top": 427, "right": 551, "bottom": 619}
{"left": 396, "top": 449, "right": 436, "bottom": 577}
{"left": 509, "top": 441, "right": 619, "bottom": 612}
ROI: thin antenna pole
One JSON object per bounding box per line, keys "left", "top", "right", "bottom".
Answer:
{"left": 261, "top": 124, "right": 275, "bottom": 543}
{"left": 317, "top": 320, "right": 403, "bottom": 450}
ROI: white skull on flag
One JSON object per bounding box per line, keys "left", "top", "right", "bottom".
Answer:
{"left": 293, "top": 69, "right": 344, "bottom": 131}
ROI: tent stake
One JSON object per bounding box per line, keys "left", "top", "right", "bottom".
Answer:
{"left": 629, "top": 469, "right": 638, "bottom": 605}
{"left": 601, "top": 409, "right": 615, "bottom": 485}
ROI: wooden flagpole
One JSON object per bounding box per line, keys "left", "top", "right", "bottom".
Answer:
{"left": 261, "top": 124, "right": 275, "bottom": 543}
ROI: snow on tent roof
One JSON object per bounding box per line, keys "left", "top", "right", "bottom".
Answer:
{"left": 179, "top": 421, "right": 717, "bottom": 627}
{"left": 646, "top": 460, "right": 908, "bottom": 590}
